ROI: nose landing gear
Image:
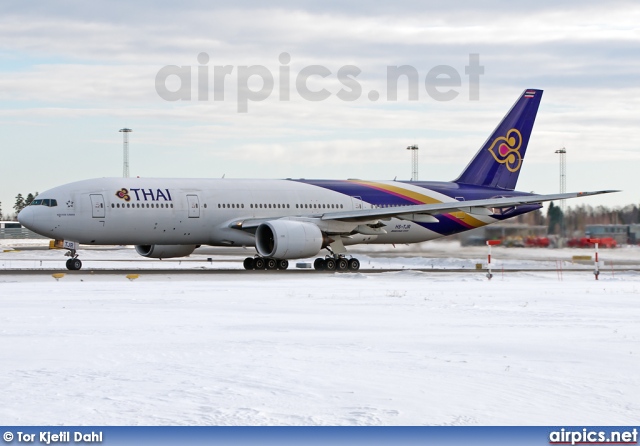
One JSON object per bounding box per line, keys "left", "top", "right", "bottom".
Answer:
{"left": 65, "top": 257, "right": 83, "bottom": 271}
{"left": 62, "top": 241, "right": 82, "bottom": 270}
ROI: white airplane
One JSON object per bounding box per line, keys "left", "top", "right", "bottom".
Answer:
{"left": 18, "top": 89, "right": 615, "bottom": 271}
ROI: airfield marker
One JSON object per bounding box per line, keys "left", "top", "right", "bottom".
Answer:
{"left": 486, "top": 240, "right": 501, "bottom": 280}
{"left": 588, "top": 238, "right": 600, "bottom": 280}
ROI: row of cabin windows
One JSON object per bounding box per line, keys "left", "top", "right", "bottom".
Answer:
{"left": 111, "top": 202, "right": 411, "bottom": 210}
{"left": 112, "top": 203, "right": 175, "bottom": 209}
{"left": 296, "top": 203, "right": 344, "bottom": 209}
{"left": 217, "top": 203, "right": 345, "bottom": 210}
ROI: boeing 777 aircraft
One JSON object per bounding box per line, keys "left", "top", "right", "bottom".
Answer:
{"left": 18, "top": 89, "right": 615, "bottom": 271}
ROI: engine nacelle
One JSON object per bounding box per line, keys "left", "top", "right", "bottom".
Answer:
{"left": 135, "top": 244, "right": 197, "bottom": 259}
{"left": 255, "top": 220, "right": 323, "bottom": 259}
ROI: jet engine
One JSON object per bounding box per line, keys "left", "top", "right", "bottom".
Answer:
{"left": 135, "top": 244, "right": 197, "bottom": 259}
{"left": 255, "top": 220, "right": 324, "bottom": 259}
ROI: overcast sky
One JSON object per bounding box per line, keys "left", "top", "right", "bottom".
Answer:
{"left": 1, "top": 0, "right": 638, "bottom": 216}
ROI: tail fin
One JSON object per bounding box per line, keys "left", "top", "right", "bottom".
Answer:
{"left": 455, "top": 89, "right": 543, "bottom": 190}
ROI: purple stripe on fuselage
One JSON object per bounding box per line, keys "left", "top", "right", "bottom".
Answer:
{"left": 289, "top": 179, "right": 541, "bottom": 236}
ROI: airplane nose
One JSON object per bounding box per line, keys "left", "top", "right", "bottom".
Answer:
{"left": 18, "top": 207, "right": 33, "bottom": 229}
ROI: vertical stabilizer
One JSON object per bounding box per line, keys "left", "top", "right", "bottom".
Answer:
{"left": 455, "top": 89, "right": 543, "bottom": 190}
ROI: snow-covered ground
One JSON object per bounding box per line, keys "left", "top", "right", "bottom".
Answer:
{"left": 0, "top": 241, "right": 639, "bottom": 425}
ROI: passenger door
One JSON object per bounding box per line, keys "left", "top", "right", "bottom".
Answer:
{"left": 90, "top": 194, "right": 105, "bottom": 218}
{"left": 187, "top": 194, "right": 200, "bottom": 218}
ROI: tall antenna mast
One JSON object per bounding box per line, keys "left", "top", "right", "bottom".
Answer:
{"left": 119, "top": 128, "right": 132, "bottom": 178}
{"left": 407, "top": 144, "right": 419, "bottom": 181}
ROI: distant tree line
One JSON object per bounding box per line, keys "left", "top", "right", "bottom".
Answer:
{"left": 516, "top": 202, "right": 640, "bottom": 236}
{"left": 1, "top": 192, "right": 39, "bottom": 220}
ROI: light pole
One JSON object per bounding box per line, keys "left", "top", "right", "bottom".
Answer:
{"left": 407, "top": 145, "right": 418, "bottom": 181}
{"left": 555, "top": 148, "right": 566, "bottom": 241}
{"left": 120, "top": 128, "right": 132, "bottom": 178}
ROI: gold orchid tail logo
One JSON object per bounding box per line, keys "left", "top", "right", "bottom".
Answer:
{"left": 487, "top": 128, "right": 523, "bottom": 172}
{"left": 115, "top": 188, "right": 131, "bottom": 202}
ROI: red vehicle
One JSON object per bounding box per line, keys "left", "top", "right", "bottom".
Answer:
{"left": 567, "top": 237, "right": 617, "bottom": 248}
{"left": 525, "top": 236, "right": 550, "bottom": 247}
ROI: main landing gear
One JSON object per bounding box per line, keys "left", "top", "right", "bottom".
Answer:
{"left": 243, "top": 256, "right": 289, "bottom": 271}
{"left": 313, "top": 256, "right": 360, "bottom": 272}
{"left": 243, "top": 254, "right": 361, "bottom": 272}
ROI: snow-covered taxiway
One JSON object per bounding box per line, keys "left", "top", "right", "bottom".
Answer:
{"left": 0, "top": 241, "right": 638, "bottom": 425}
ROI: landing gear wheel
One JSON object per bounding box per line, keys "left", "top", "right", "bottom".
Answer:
{"left": 266, "top": 258, "right": 278, "bottom": 270}
{"left": 336, "top": 258, "right": 349, "bottom": 271}
{"left": 254, "top": 257, "right": 266, "bottom": 270}
{"left": 313, "top": 258, "right": 325, "bottom": 271}
{"left": 278, "top": 259, "right": 289, "bottom": 270}
{"left": 325, "top": 258, "right": 336, "bottom": 271}
{"left": 243, "top": 257, "right": 255, "bottom": 270}
{"left": 348, "top": 258, "right": 360, "bottom": 271}
{"left": 67, "top": 258, "right": 82, "bottom": 271}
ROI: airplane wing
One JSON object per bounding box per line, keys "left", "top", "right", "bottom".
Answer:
{"left": 228, "top": 190, "right": 618, "bottom": 230}
{"left": 320, "top": 190, "right": 619, "bottom": 223}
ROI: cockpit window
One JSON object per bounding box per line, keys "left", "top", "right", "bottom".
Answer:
{"left": 29, "top": 199, "right": 57, "bottom": 207}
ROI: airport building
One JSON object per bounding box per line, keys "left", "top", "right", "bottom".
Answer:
{"left": 0, "top": 221, "right": 47, "bottom": 240}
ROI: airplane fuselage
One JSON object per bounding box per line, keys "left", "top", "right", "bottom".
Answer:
{"left": 18, "top": 177, "right": 538, "bottom": 248}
